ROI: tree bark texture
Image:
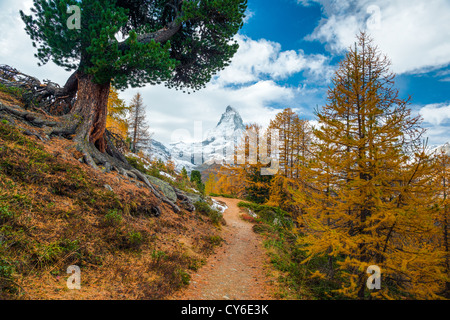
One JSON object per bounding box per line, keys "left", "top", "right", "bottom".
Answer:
{"left": 70, "top": 72, "right": 111, "bottom": 153}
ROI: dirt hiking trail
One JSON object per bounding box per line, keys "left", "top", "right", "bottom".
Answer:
{"left": 170, "top": 197, "right": 276, "bottom": 300}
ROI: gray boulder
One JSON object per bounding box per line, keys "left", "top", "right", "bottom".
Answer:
{"left": 174, "top": 189, "right": 204, "bottom": 212}
{"left": 184, "top": 192, "right": 203, "bottom": 205}
{"left": 147, "top": 175, "right": 178, "bottom": 203}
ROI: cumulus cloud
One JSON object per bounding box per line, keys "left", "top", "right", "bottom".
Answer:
{"left": 413, "top": 103, "right": 450, "bottom": 146}
{"left": 0, "top": 0, "right": 331, "bottom": 145}
{"left": 217, "top": 35, "right": 330, "bottom": 85}
{"left": 419, "top": 103, "right": 450, "bottom": 125}
{"left": 132, "top": 35, "right": 332, "bottom": 144}
{"left": 301, "top": 0, "right": 450, "bottom": 75}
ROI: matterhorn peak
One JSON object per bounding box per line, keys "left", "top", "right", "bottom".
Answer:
{"left": 149, "top": 105, "right": 247, "bottom": 172}
{"left": 216, "top": 106, "right": 245, "bottom": 131}
{"left": 225, "top": 105, "right": 236, "bottom": 113}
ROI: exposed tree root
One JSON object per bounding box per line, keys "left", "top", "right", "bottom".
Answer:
{"left": 65, "top": 139, "right": 181, "bottom": 213}
{"left": 0, "top": 64, "right": 77, "bottom": 115}
{"left": 0, "top": 65, "right": 191, "bottom": 215}
{"left": 175, "top": 189, "right": 196, "bottom": 212}
{"left": 0, "top": 103, "right": 59, "bottom": 128}
{"left": 0, "top": 101, "right": 182, "bottom": 214}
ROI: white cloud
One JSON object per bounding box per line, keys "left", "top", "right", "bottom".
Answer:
{"left": 302, "top": 0, "right": 450, "bottom": 74}
{"left": 243, "top": 8, "right": 255, "bottom": 23}
{"left": 217, "top": 35, "right": 330, "bottom": 85}
{"left": 116, "top": 34, "right": 332, "bottom": 144}
{"left": 0, "top": 0, "right": 330, "bottom": 145}
{"left": 419, "top": 103, "right": 450, "bottom": 125}
{"left": 120, "top": 80, "right": 295, "bottom": 144}
{"left": 422, "top": 124, "right": 450, "bottom": 147}
{"left": 415, "top": 103, "right": 450, "bottom": 146}
{"left": 0, "top": 0, "right": 72, "bottom": 85}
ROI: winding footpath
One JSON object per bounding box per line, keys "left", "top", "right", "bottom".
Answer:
{"left": 170, "top": 197, "right": 276, "bottom": 300}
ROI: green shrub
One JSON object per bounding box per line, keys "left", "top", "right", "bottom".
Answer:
{"left": 0, "top": 260, "right": 15, "bottom": 279}
{"left": 0, "top": 83, "right": 26, "bottom": 98}
{"left": 0, "top": 259, "right": 16, "bottom": 294}
{"left": 209, "top": 193, "right": 235, "bottom": 198}
{"left": 237, "top": 202, "right": 292, "bottom": 228}
{"left": 0, "top": 206, "right": 14, "bottom": 223}
{"left": 59, "top": 239, "right": 80, "bottom": 252}
{"left": 104, "top": 209, "right": 123, "bottom": 227}
{"left": 127, "top": 231, "right": 143, "bottom": 247}
{"left": 148, "top": 166, "right": 161, "bottom": 179}
{"left": 252, "top": 224, "right": 271, "bottom": 234}
{"left": 188, "top": 258, "right": 205, "bottom": 271}
{"left": 125, "top": 156, "right": 147, "bottom": 173}
{"left": 151, "top": 250, "right": 168, "bottom": 265}
{"left": 175, "top": 268, "right": 191, "bottom": 287}
{"left": 35, "top": 242, "right": 65, "bottom": 265}
{"left": 194, "top": 201, "right": 223, "bottom": 225}
{"left": 208, "top": 235, "right": 223, "bottom": 247}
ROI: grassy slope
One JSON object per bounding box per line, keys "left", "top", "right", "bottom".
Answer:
{"left": 0, "top": 94, "right": 223, "bottom": 300}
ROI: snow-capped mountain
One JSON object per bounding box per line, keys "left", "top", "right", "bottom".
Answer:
{"left": 430, "top": 142, "right": 450, "bottom": 156}
{"left": 204, "top": 106, "right": 246, "bottom": 144}
{"left": 200, "top": 105, "right": 246, "bottom": 165}
{"left": 145, "top": 106, "right": 246, "bottom": 173}
{"left": 140, "top": 139, "right": 172, "bottom": 163}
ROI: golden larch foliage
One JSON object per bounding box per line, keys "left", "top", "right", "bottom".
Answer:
{"left": 295, "top": 32, "right": 447, "bottom": 299}
{"left": 106, "top": 87, "right": 129, "bottom": 140}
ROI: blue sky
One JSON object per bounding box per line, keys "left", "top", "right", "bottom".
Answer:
{"left": 238, "top": 0, "right": 450, "bottom": 147}
{"left": 241, "top": 0, "right": 450, "bottom": 142}
{"left": 0, "top": 0, "right": 449, "bottom": 146}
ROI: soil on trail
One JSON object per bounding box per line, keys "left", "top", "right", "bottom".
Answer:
{"left": 170, "top": 197, "right": 276, "bottom": 300}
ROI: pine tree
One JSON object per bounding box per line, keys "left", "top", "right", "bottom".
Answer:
{"left": 190, "top": 170, "right": 205, "bottom": 194}
{"left": 297, "top": 32, "right": 440, "bottom": 299}
{"left": 128, "top": 92, "right": 152, "bottom": 153}
{"left": 20, "top": 0, "right": 247, "bottom": 165}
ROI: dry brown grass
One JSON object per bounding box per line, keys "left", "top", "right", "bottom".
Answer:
{"left": 0, "top": 105, "right": 221, "bottom": 300}
{"left": 0, "top": 90, "right": 23, "bottom": 107}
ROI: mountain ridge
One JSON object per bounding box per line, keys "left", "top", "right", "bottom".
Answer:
{"left": 145, "top": 108, "right": 450, "bottom": 173}
{"left": 431, "top": 142, "right": 450, "bottom": 156}
{"left": 145, "top": 106, "right": 246, "bottom": 173}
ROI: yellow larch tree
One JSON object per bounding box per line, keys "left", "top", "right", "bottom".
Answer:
{"left": 215, "top": 165, "right": 246, "bottom": 198}
{"left": 431, "top": 149, "right": 450, "bottom": 298}
{"left": 205, "top": 172, "right": 218, "bottom": 195}
{"left": 297, "top": 32, "right": 442, "bottom": 299}
{"left": 267, "top": 109, "right": 312, "bottom": 216}
{"left": 238, "top": 123, "right": 274, "bottom": 203}
{"left": 106, "top": 87, "right": 129, "bottom": 140}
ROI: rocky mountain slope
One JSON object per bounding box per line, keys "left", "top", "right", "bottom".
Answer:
{"left": 0, "top": 90, "right": 225, "bottom": 300}
{"left": 431, "top": 142, "right": 450, "bottom": 156}
{"left": 147, "top": 106, "right": 247, "bottom": 173}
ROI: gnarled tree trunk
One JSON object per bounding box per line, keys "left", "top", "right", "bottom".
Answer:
{"left": 0, "top": 66, "right": 182, "bottom": 213}
{"left": 71, "top": 72, "right": 111, "bottom": 153}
